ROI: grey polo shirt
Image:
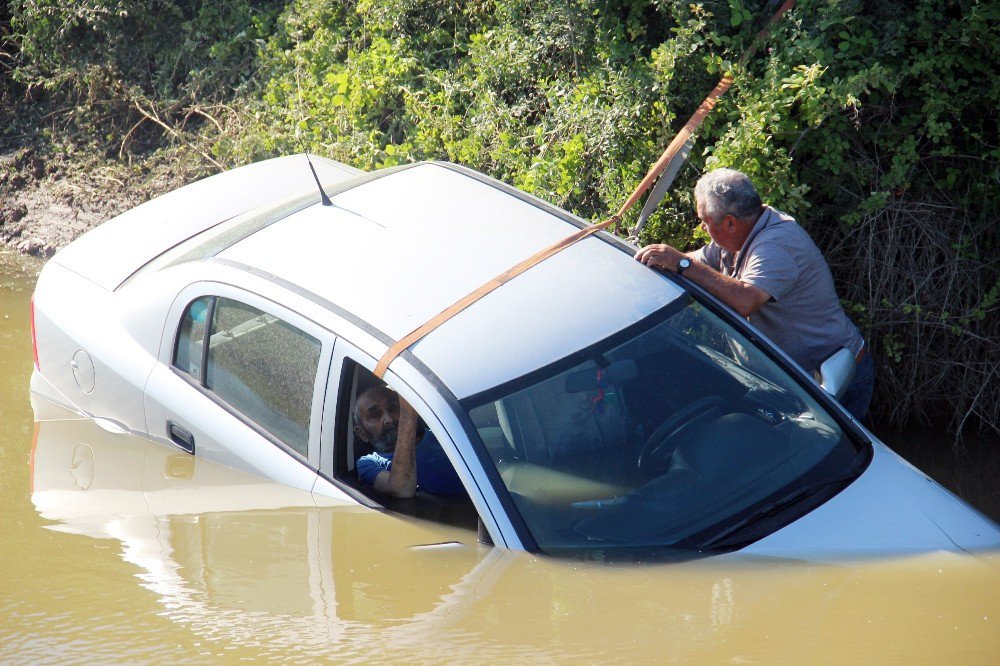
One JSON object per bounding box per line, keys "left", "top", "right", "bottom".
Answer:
{"left": 692, "top": 205, "right": 863, "bottom": 374}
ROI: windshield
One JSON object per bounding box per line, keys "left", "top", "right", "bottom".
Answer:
{"left": 463, "top": 297, "right": 866, "bottom": 554}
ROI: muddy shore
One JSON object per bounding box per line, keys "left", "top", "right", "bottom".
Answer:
{"left": 0, "top": 146, "right": 190, "bottom": 258}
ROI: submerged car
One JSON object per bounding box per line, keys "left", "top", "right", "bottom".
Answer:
{"left": 29, "top": 154, "right": 1000, "bottom": 557}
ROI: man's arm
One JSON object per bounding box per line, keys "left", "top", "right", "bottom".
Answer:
{"left": 373, "top": 399, "right": 419, "bottom": 498}
{"left": 635, "top": 243, "right": 771, "bottom": 318}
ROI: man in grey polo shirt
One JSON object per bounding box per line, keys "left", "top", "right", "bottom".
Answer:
{"left": 634, "top": 167, "right": 875, "bottom": 420}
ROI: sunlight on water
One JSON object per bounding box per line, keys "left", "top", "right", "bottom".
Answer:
{"left": 2, "top": 249, "right": 998, "bottom": 663}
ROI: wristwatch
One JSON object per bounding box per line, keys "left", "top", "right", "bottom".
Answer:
{"left": 677, "top": 257, "right": 691, "bottom": 275}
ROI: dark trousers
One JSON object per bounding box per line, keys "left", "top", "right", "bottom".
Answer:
{"left": 840, "top": 350, "right": 875, "bottom": 421}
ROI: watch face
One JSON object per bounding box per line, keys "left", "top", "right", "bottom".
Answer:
{"left": 678, "top": 258, "right": 691, "bottom": 273}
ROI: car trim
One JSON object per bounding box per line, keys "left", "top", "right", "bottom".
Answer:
{"left": 199, "top": 296, "right": 216, "bottom": 382}
{"left": 400, "top": 349, "right": 537, "bottom": 551}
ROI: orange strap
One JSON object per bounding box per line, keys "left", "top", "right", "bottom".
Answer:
{"left": 749, "top": 0, "right": 796, "bottom": 62}
{"left": 614, "top": 75, "right": 734, "bottom": 221}
{"left": 373, "top": 2, "right": 795, "bottom": 379}
{"left": 373, "top": 215, "right": 620, "bottom": 377}
{"left": 621, "top": 0, "right": 795, "bottom": 225}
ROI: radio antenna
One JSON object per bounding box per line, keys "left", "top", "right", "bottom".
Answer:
{"left": 295, "top": 61, "right": 333, "bottom": 206}
{"left": 306, "top": 153, "right": 333, "bottom": 206}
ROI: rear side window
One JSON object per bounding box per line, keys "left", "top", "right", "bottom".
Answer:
{"left": 175, "top": 297, "right": 211, "bottom": 379}
{"left": 173, "top": 296, "right": 321, "bottom": 456}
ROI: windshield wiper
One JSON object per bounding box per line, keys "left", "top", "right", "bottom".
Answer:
{"left": 700, "top": 472, "right": 860, "bottom": 550}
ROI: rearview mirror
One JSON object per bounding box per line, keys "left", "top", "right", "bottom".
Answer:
{"left": 565, "top": 360, "right": 638, "bottom": 393}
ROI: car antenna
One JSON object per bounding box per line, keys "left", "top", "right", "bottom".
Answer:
{"left": 306, "top": 153, "right": 333, "bottom": 206}
{"left": 294, "top": 59, "right": 333, "bottom": 207}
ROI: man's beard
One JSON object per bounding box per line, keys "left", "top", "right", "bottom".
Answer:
{"left": 370, "top": 426, "right": 398, "bottom": 454}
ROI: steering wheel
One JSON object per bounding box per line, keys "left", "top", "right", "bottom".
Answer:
{"left": 637, "top": 396, "right": 726, "bottom": 476}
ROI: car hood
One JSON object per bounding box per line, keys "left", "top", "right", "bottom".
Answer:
{"left": 743, "top": 440, "right": 1000, "bottom": 559}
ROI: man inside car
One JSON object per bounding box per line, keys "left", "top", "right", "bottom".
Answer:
{"left": 353, "top": 385, "right": 467, "bottom": 498}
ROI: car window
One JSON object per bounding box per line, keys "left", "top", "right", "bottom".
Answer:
{"left": 332, "top": 359, "right": 478, "bottom": 531}
{"left": 174, "top": 296, "right": 211, "bottom": 379}
{"left": 463, "top": 297, "right": 865, "bottom": 555}
{"left": 173, "top": 296, "right": 321, "bottom": 456}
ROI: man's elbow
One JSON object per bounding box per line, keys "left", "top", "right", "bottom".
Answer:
{"left": 734, "top": 301, "right": 759, "bottom": 318}
{"left": 373, "top": 471, "right": 417, "bottom": 498}
{"left": 387, "top": 484, "right": 417, "bottom": 499}
{"left": 735, "top": 285, "right": 771, "bottom": 318}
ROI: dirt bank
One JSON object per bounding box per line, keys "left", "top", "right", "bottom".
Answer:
{"left": 0, "top": 146, "right": 195, "bottom": 258}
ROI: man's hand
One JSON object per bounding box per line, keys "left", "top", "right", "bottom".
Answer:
{"left": 635, "top": 242, "right": 772, "bottom": 318}
{"left": 634, "top": 243, "right": 686, "bottom": 272}
{"left": 373, "top": 395, "right": 419, "bottom": 498}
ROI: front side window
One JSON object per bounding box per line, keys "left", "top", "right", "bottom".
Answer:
{"left": 463, "top": 297, "right": 866, "bottom": 555}
{"left": 173, "top": 296, "right": 321, "bottom": 456}
{"left": 332, "top": 360, "right": 478, "bottom": 531}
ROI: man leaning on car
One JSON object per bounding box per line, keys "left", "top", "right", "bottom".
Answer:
{"left": 634, "top": 168, "right": 875, "bottom": 421}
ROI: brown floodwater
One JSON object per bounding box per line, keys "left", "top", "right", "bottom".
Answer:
{"left": 2, "top": 249, "right": 999, "bottom": 663}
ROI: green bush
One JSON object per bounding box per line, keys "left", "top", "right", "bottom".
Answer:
{"left": 6, "top": 0, "right": 998, "bottom": 434}
{"left": 6, "top": 0, "right": 282, "bottom": 152}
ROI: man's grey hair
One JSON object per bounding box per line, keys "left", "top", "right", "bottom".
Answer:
{"left": 694, "top": 168, "right": 763, "bottom": 223}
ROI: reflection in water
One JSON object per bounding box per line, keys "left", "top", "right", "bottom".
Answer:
{"left": 3, "top": 249, "right": 1000, "bottom": 663}
{"left": 25, "top": 409, "right": 1000, "bottom": 663}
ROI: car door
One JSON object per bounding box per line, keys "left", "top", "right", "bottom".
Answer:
{"left": 317, "top": 338, "right": 521, "bottom": 548}
{"left": 143, "top": 281, "right": 347, "bottom": 497}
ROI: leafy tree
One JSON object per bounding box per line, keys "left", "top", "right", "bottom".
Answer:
{"left": 5, "top": 0, "right": 998, "bottom": 434}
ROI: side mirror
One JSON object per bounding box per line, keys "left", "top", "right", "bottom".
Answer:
{"left": 819, "top": 348, "right": 856, "bottom": 400}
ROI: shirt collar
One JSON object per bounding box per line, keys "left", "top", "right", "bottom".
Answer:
{"left": 738, "top": 206, "right": 772, "bottom": 256}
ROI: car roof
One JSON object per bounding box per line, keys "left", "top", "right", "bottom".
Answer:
{"left": 217, "top": 162, "right": 685, "bottom": 399}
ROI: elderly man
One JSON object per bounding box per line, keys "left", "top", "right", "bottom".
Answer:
{"left": 353, "top": 385, "right": 466, "bottom": 498}
{"left": 634, "top": 168, "right": 875, "bottom": 420}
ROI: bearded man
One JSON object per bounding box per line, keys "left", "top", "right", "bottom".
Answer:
{"left": 354, "top": 385, "right": 466, "bottom": 497}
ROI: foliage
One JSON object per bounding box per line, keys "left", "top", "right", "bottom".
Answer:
{"left": 4, "top": 0, "right": 282, "bottom": 160}
{"left": 4, "top": 0, "right": 998, "bottom": 434}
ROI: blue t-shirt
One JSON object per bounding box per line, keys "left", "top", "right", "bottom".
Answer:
{"left": 356, "top": 432, "right": 467, "bottom": 496}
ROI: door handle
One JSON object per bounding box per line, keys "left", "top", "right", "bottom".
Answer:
{"left": 167, "top": 420, "right": 195, "bottom": 454}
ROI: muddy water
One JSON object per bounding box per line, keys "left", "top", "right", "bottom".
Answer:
{"left": 2, "top": 249, "right": 999, "bottom": 663}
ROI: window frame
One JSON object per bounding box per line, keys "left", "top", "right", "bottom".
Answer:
{"left": 318, "top": 339, "right": 499, "bottom": 538}
{"left": 167, "top": 283, "right": 333, "bottom": 470}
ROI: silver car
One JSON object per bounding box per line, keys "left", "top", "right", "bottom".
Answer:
{"left": 30, "top": 154, "right": 1000, "bottom": 557}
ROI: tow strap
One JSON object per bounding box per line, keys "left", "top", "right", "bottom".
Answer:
{"left": 374, "top": 0, "right": 795, "bottom": 379}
